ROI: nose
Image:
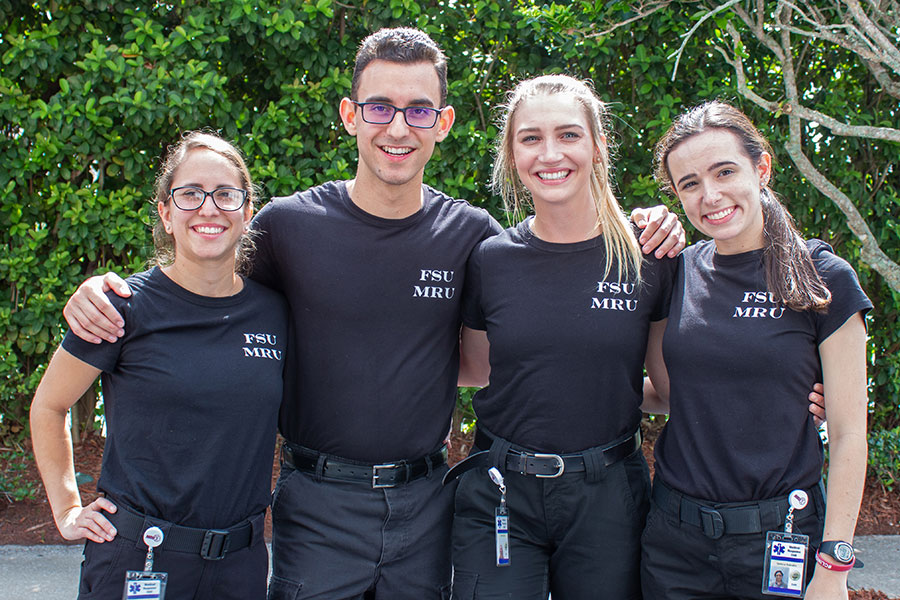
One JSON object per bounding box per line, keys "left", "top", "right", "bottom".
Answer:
{"left": 385, "top": 109, "right": 411, "bottom": 137}
{"left": 704, "top": 182, "right": 723, "bottom": 204}
{"left": 540, "top": 140, "right": 563, "bottom": 163}
{"left": 196, "top": 192, "right": 221, "bottom": 215}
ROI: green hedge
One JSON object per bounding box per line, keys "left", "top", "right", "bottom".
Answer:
{"left": 2, "top": 1, "right": 898, "bottom": 444}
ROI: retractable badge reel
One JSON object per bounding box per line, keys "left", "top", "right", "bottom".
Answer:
{"left": 123, "top": 526, "right": 168, "bottom": 600}
{"left": 488, "top": 467, "right": 510, "bottom": 567}
{"left": 762, "top": 490, "right": 809, "bottom": 597}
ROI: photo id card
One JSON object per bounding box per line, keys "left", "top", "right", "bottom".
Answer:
{"left": 495, "top": 505, "right": 510, "bottom": 567}
{"left": 123, "top": 571, "right": 167, "bottom": 600}
{"left": 762, "top": 531, "right": 808, "bottom": 597}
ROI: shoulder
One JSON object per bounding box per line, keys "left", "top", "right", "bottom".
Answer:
{"left": 805, "top": 239, "right": 861, "bottom": 284}
{"left": 424, "top": 185, "right": 502, "bottom": 234}
{"left": 681, "top": 239, "right": 715, "bottom": 260}
{"left": 108, "top": 268, "right": 158, "bottom": 310}
{"left": 256, "top": 181, "right": 345, "bottom": 222}
{"left": 242, "top": 278, "right": 288, "bottom": 310}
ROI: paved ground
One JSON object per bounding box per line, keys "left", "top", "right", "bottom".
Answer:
{"left": 1, "top": 537, "right": 898, "bottom": 599}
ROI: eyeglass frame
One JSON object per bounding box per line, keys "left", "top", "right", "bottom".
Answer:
{"left": 168, "top": 186, "right": 249, "bottom": 212}
{"left": 351, "top": 101, "right": 444, "bottom": 129}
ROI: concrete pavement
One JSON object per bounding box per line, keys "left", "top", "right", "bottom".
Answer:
{"left": 1, "top": 537, "right": 898, "bottom": 599}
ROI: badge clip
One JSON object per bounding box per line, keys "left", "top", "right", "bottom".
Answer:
{"left": 488, "top": 467, "right": 510, "bottom": 567}
{"left": 761, "top": 489, "right": 809, "bottom": 597}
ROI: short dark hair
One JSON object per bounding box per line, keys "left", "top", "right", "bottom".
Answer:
{"left": 350, "top": 27, "right": 448, "bottom": 105}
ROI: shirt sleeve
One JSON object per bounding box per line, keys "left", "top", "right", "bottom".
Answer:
{"left": 461, "top": 239, "right": 487, "bottom": 330}
{"left": 247, "top": 200, "right": 282, "bottom": 292}
{"left": 60, "top": 291, "right": 128, "bottom": 372}
{"left": 809, "top": 240, "right": 873, "bottom": 341}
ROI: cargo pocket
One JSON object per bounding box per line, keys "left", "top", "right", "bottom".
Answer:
{"left": 451, "top": 570, "right": 478, "bottom": 600}
{"left": 267, "top": 575, "right": 302, "bottom": 600}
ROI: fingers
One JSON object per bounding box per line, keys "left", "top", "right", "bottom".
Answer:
{"left": 58, "top": 501, "right": 118, "bottom": 543}
{"left": 103, "top": 272, "right": 132, "bottom": 298}
{"left": 630, "top": 207, "right": 650, "bottom": 228}
{"left": 638, "top": 208, "right": 683, "bottom": 258}
{"left": 809, "top": 383, "right": 826, "bottom": 427}
{"left": 63, "top": 277, "right": 127, "bottom": 343}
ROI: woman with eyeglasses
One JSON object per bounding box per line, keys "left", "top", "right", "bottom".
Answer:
{"left": 31, "top": 131, "right": 287, "bottom": 599}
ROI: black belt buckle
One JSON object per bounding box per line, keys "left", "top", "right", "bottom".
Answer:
{"left": 372, "top": 463, "right": 403, "bottom": 488}
{"left": 699, "top": 506, "right": 725, "bottom": 540}
{"left": 201, "top": 529, "right": 230, "bottom": 560}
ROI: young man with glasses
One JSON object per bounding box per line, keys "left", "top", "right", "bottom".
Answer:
{"left": 62, "top": 28, "right": 684, "bottom": 598}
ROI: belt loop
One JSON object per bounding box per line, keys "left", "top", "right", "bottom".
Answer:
{"left": 582, "top": 446, "right": 606, "bottom": 482}
{"left": 758, "top": 498, "right": 782, "bottom": 531}
{"left": 813, "top": 480, "right": 827, "bottom": 515}
{"left": 424, "top": 453, "right": 433, "bottom": 478}
{"left": 486, "top": 433, "right": 512, "bottom": 474}
{"left": 314, "top": 454, "right": 326, "bottom": 482}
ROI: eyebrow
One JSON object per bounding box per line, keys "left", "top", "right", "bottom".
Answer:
{"left": 675, "top": 160, "right": 737, "bottom": 187}
{"left": 363, "top": 96, "right": 436, "bottom": 107}
{"left": 516, "top": 124, "right": 586, "bottom": 135}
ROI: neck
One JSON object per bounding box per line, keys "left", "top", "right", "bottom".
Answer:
{"left": 530, "top": 197, "right": 600, "bottom": 243}
{"left": 346, "top": 173, "right": 424, "bottom": 219}
{"left": 162, "top": 259, "right": 243, "bottom": 297}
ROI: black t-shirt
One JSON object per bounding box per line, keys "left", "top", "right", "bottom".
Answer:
{"left": 654, "top": 239, "right": 872, "bottom": 502}
{"left": 251, "top": 181, "right": 501, "bottom": 462}
{"left": 62, "top": 268, "right": 288, "bottom": 528}
{"left": 461, "top": 218, "right": 676, "bottom": 453}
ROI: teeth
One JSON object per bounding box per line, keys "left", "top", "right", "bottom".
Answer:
{"left": 707, "top": 207, "right": 735, "bottom": 220}
{"left": 538, "top": 170, "right": 569, "bottom": 181}
{"left": 382, "top": 146, "right": 412, "bottom": 156}
{"left": 195, "top": 226, "right": 224, "bottom": 234}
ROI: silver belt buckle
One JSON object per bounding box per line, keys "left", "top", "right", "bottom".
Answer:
{"left": 372, "top": 463, "right": 398, "bottom": 488}
{"left": 533, "top": 453, "right": 565, "bottom": 478}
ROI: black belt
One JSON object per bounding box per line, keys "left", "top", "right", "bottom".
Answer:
{"left": 281, "top": 442, "right": 447, "bottom": 488}
{"left": 652, "top": 478, "right": 822, "bottom": 540}
{"left": 106, "top": 504, "right": 258, "bottom": 560}
{"left": 442, "top": 429, "right": 641, "bottom": 485}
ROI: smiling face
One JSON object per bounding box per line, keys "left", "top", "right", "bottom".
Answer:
{"left": 666, "top": 128, "right": 771, "bottom": 254}
{"left": 158, "top": 148, "right": 252, "bottom": 272}
{"left": 510, "top": 93, "right": 599, "bottom": 211}
{"left": 339, "top": 59, "right": 454, "bottom": 197}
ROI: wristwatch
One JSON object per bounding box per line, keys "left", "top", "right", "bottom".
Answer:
{"left": 816, "top": 540, "right": 856, "bottom": 571}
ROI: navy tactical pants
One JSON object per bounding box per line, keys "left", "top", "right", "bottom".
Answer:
{"left": 451, "top": 450, "right": 649, "bottom": 600}
{"left": 268, "top": 462, "right": 454, "bottom": 600}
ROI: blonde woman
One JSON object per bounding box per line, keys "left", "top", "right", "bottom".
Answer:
{"left": 446, "top": 75, "right": 676, "bottom": 599}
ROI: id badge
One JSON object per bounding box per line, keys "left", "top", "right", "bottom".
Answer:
{"left": 123, "top": 571, "right": 168, "bottom": 600}
{"left": 761, "top": 531, "right": 808, "bottom": 597}
{"left": 495, "top": 505, "right": 510, "bottom": 567}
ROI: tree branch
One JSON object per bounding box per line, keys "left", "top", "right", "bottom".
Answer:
{"left": 669, "top": 0, "right": 744, "bottom": 80}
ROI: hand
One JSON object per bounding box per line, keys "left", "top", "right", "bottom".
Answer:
{"left": 55, "top": 497, "right": 118, "bottom": 543}
{"left": 63, "top": 273, "right": 131, "bottom": 344}
{"left": 809, "top": 382, "right": 826, "bottom": 428}
{"left": 631, "top": 205, "right": 685, "bottom": 258}
{"left": 804, "top": 568, "right": 849, "bottom": 600}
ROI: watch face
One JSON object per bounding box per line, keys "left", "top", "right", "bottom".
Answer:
{"left": 834, "top": 542, "right": 854, "bottom": 563}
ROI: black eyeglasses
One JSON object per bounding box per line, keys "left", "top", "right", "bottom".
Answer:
{"left": 169, "top": 186, "right": 248, "bottom": 211}
{"left": 352, "top": 101, "right": 442, "bottom": 129}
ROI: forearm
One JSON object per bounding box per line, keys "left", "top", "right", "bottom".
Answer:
{"left": 30, "top": 403, "right": 83, "bottom": 523}
{"left": 821, "top": 431, "right": 867, "bottom": 543}
{"left": 640, "top": 376, "right": 669, "bottom": 414}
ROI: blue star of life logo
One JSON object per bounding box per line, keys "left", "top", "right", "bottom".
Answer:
{"left": 772, "top": 543, "right": 787, "bottom": 555}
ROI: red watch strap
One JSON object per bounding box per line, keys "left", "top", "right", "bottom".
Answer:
{"left": 815, "top": 549, "right": 855, "bottom": 572}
